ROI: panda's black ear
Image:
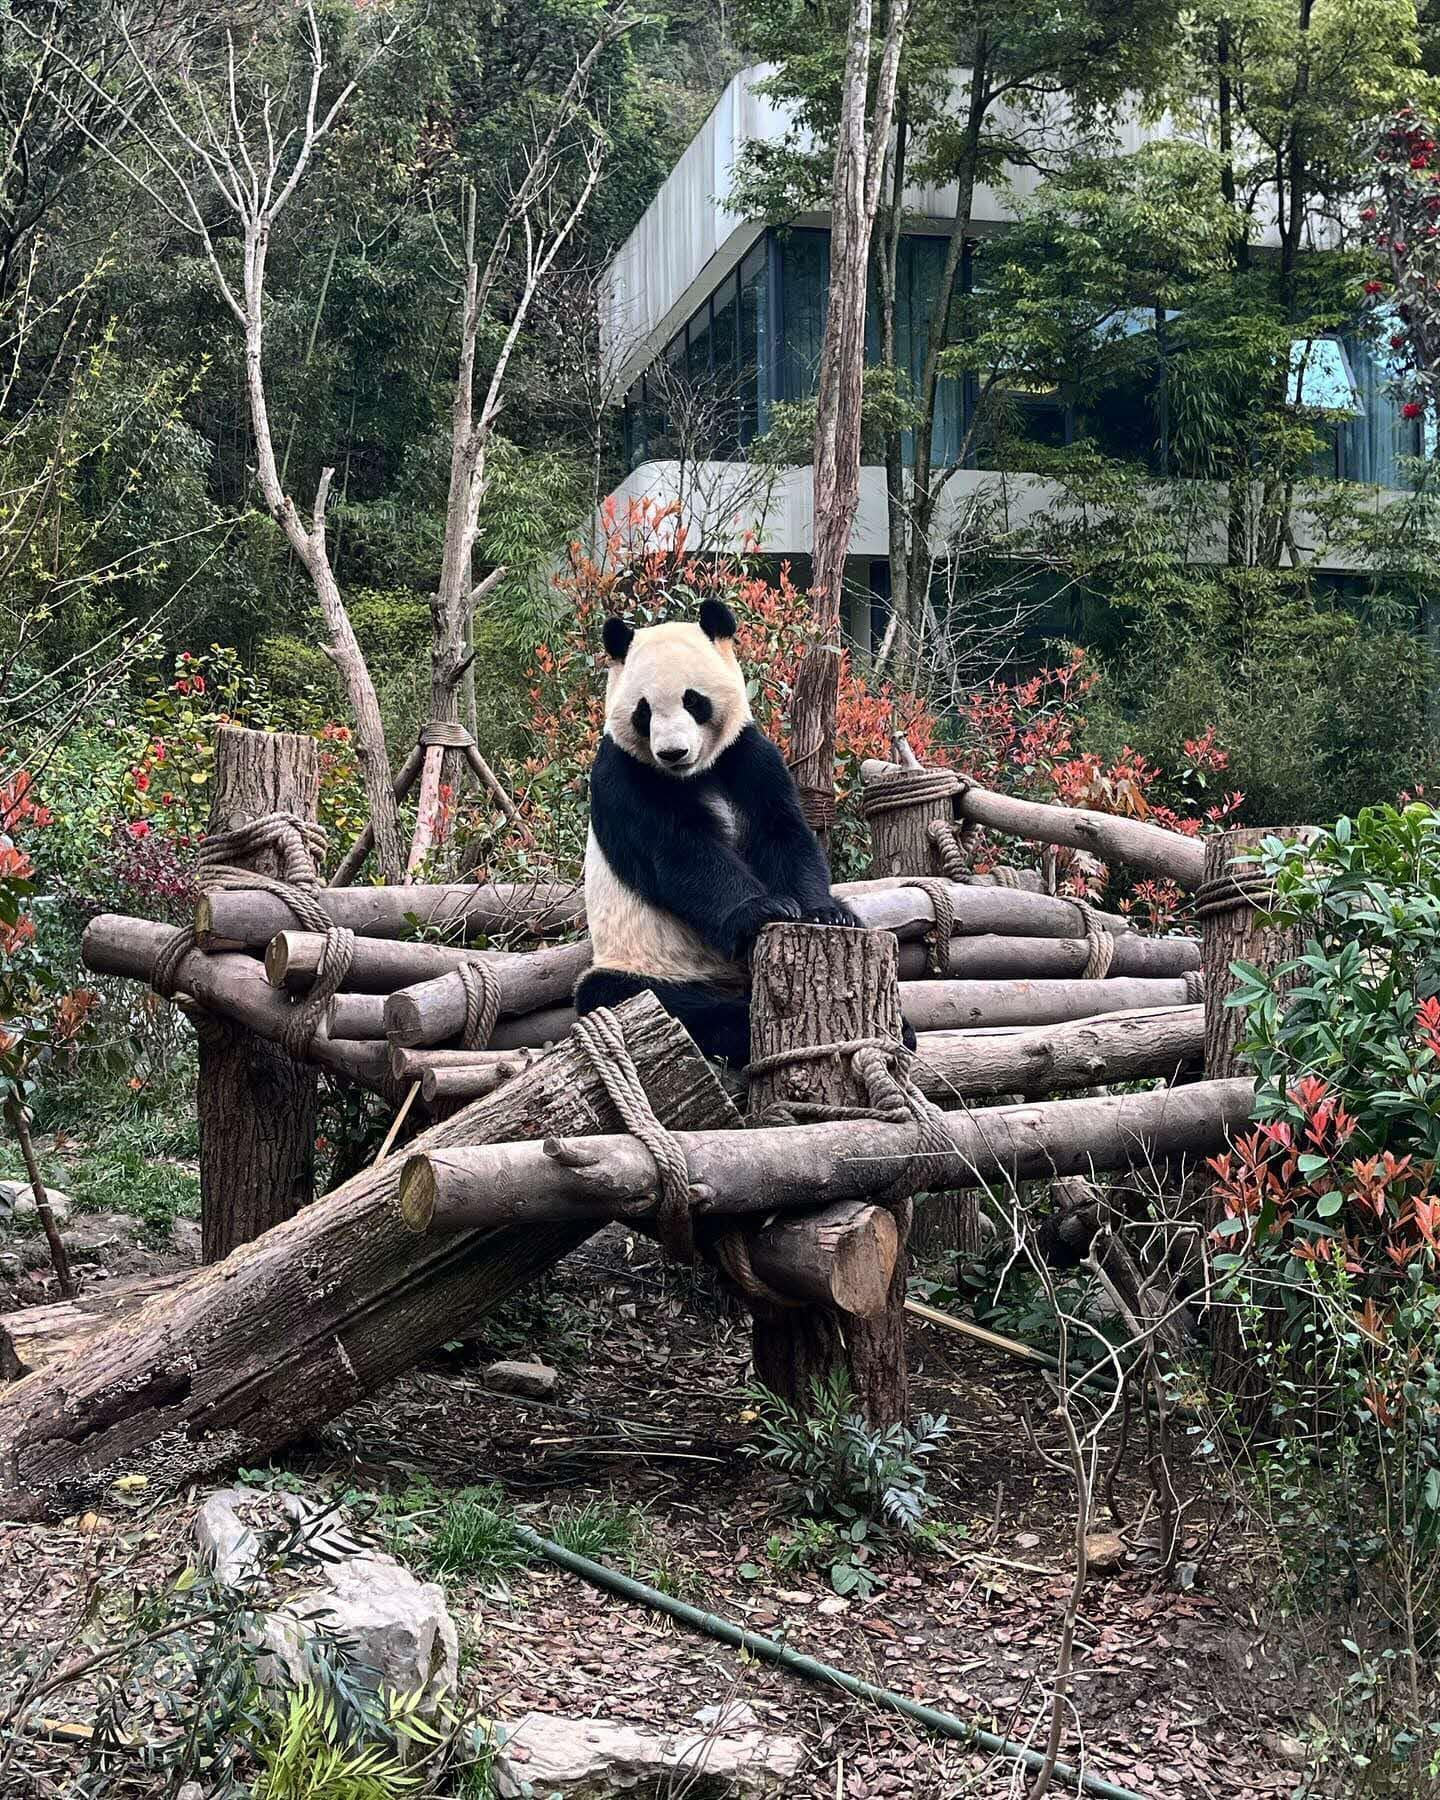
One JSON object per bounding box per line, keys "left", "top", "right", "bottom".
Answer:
{"left": 602, "top": 616, "right": 635, "bottom": 663}
{"left": 698, "top": 600, "right": 738, "bottom": 643}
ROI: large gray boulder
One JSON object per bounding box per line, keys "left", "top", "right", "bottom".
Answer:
{"left": 492, "top": 1709, "right": 807, "bottom": 1797}
{"left": 195, "top": 1486, "right": 457, "bottom": 1711}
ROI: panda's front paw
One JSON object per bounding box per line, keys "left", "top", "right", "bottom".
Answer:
{"left": 721, "top": 894, "right": 801, "bottom": 957}
{"left": 800, "top": 899, "right": 860, "bottom": 927}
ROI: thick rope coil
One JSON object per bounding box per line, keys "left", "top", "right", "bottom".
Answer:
{"left": 457, "top": 959, "right": 502, "bottom": 1050}
{"left": 571, "top": 1006, "right": 698, "bottom": 1265}
{"left": 150, "top": 811, "right": 347, "bottom": 1061}
{"left": 1184, "top": 969, "right": 1206, "bottom": 1004}
{"left": 711, "top": 1229, "right": 803, "bottom": 1309}
{"left": 902, "top": 875, "right": 956, "bottom": 976}
{"left": 926, "top": 817, "right": 984, "bottom": 883}
{"left": 1192, "top": 870, "right": 1282, "bottom": 920}
{"left": 1072, "top": 900, "right": 1116, "bottom": 981}
{"left": 281, "top": 925, "right": 355, "bottom": 1060}
{"left": 859, "top": 767, "right": 967, "bottom": 819}
{"left": 990, "top": 864, "right": 1023, "bottom": 889}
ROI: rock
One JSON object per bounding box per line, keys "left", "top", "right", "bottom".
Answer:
{"left": 196, "top": 1485, "right": 457, "bottom": 1711}
{"left": 0, "top": 1179, "right": 71, "bottom": 1224}
{"left": 693, "top": 1701, "right": 763, "bottom": 1733}
{"left": 1264, "top": 1731, "right": 1309, "bottom": 1769}
{"left": 1084, "top": 1531, "right": 1128, "bottom": 1575}
{"left": 492, "top": 1712, "right": 806, "bottom": 1798}
{"left": 176, "top": 1785, "right": 205, "bottom": 1800}
{"left": 484, "top": 1358, "right": 558, "bottom": 1399}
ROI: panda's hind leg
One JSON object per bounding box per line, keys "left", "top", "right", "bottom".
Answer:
{"left": 575, "top": 968, "right": 752, "bottom": 1065}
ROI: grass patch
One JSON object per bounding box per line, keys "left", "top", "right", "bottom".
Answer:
{"left": 422, "top": 1486, "right": 529, "bottom": 1581}
{"left": 68, "top": 1143, "right": 199, "bottom": 1247}
{"left": 546, "top": 1499, "right": 648, "bottom": 1564}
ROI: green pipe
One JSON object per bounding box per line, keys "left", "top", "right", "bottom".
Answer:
{"left": 513, "top": 1525, "right": 1149, "bottom": 1800}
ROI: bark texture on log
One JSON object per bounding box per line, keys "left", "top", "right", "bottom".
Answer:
{"left": 401, "top": 1078, "right": 1257, "bottom": 1230}
{"left": 745, "top": 922, "right": 910, "bottom": 1425}
{"left": 197, "top": 881, "right": 585, "bottom": 949}
{"left": 896, "top": 932, "right": 1197, "bottom": 982}
{"left": 866, "top": 785, "right": 958, "bottom": 881}
{"left": 742, "top": 1203, "right": 900, "bottom": 1317}
{"left": 1201, "top": 825, "right": 1314, "bottom": 1405}
{"left": 0, "top": 996, "right": 733, "bottom": 1521}
{"left": 836, "top": 879, "right": 1130, "bottom": 940}
{"left": 1, "top": 1273, "right": 192, "bottom": 1380}
{"left": 384, "top": 953, "right": 582, "bottom": 1046}
{"left": 902, "top": 975, "right": 1193, "bottom": 1034}
{"left": 859, "top": 762, "right": 1207, "bottom": 887}
{"left": 266, "top": 932, "right": 590, "bottom": 998}
{"left": 84, "top": 917, "right": 393, "bottom": 1093}
{"left": 914, "top": 1005, "right": 1203, "bottom": 1102}
{"left": 199, "top": 728, "right": 320, "bottom": 1263}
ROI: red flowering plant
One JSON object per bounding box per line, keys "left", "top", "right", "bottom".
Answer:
{"left": 0, "top": 770, "right": 97, "bottom": 1114}
{"left": 509, "top": 497, "right": 944, "bottom": 880}
{"left": 1360, "top": 105, "right": 1440, "bottom": 429}
{"left": 1210, "top": 807, "right": 1440, "bottom": 1522}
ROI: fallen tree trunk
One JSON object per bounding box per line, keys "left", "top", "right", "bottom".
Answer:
{"left": 265, "top": 931, "right": 591, "bottom": 998}
{"left": 901, "top": 975, "right": 1195, "bottom": 1033}
{"left": 83, "top": 916, "right": 396, "bottom": 1093}
{"left": 0, "top": 1273, "right": 192, "bottom": 1381}
{"left": 859, "top": 762, "right": 1207, "bottom": 888}
{"left": 0, "top": 995, "right": 733, "bottom": 1521}
{"left": 197, "top": 880, "right": 586, "bottom": 949}
{"left": 400, "top": 1077, "right": 1256, "bottom": 1232}
{"left": 896, "top": 932, "right": 1197, "bottom": 982}
{"left": 913, "top": 1005, "right": 1203, "bottom": 1101}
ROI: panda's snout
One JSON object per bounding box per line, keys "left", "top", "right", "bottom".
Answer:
{"left": 656, "top": 745, "right": 691, "bottom": 767}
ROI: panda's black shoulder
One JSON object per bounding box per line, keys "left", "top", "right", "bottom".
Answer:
{"left": 590, "top": 733, "right": 709, "bottom": 820}
{"left": 711, "top": 723, "right": 797, "bottom": 808}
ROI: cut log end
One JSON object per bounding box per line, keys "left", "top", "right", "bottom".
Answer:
{"left": 397, "top": 1157, "right": 436, "bottom": 1233}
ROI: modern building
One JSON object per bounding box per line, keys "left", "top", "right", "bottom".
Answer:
{"left": 597, "top": 65, "right": 1420, "bottom": 630}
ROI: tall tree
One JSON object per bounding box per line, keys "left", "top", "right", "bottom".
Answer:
{"left": 791, "top": 0, "right": 910, "bottom": 838}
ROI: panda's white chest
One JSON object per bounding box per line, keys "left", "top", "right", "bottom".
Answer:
{"left": 702, "top": 790, "right": 743, "bottom": 847}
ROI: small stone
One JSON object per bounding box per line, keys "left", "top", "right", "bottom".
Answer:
{"left": 1264, "top": 1731, "right": 1309, "bottom": 1769}
{"left": 694, "top": 1700, "right": 763, "bottom": 1732}
{"left": 1084, "top": 1531, "right": 1128, "bottom": 1574}
{"left": 76, "top": 1512, "right": 114, "bottom": 1538}
{"left": 0, "top": 1180, "right": 71, "bottom": 1224}
{"left": 484, "top": 1358, "right": 558, "bottom": 1399}
{"left": 492, "top": 1712, "right": 806, "bottom": 1797}
{"left": 817, "top": 1593, "right": 849, "bottom": 1616}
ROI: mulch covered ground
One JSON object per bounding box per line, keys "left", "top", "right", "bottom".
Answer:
{"left": 0, "top": 1218, "right": 1320, "bottom": 1798}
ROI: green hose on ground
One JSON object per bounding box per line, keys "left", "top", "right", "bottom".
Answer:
{"left": 512, "top": 1524, "right": 1150, "bottom": 1800}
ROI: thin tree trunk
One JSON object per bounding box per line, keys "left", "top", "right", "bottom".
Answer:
{"left": 792, "top": 0, "right": 910, "bottom": 842}
{"left": 198, "top": 727, "right": 320, "bottom": 1263}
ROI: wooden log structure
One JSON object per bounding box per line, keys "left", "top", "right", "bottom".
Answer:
{"left": 899, "top": 974, "right": 1197, "bottom": 1033}
{"left": 398, "top": 1076, "right": 1259, "bottom": 1232}
{"left": 895, "top": 931, "right": 1197, "bottom": 982}
{"left": 197, "top": 727, "right": 321, "bottom": 1261}
{"left": 859, "top": 760, "right": 1208, "bottom": 888}
{"left": 835, "top": 877, "right": 1131, "bottom": 940}
{"left": 914, "top": 1004, "right": 1203, "bottom": 1102}
{"left": 197, "top": 880, "right": 586, "bottom": 949}
{"left": 743, "top": 922, "right": 913, "bottom": 1425}
{"left": 265, "top": 931, "right": 591, "bottom": 998}
{"left": 84, "top": 916, "right": 397, "bottom": 1094}
{"left": 0, "top": 996, "right": 733, "bottom": 1521}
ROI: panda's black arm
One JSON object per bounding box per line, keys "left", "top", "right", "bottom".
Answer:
{"left": 590, "top": 738, "right": 795, "bottom": 956}
{"left": 715, "top": 726, "right": 849, "bottom": 919}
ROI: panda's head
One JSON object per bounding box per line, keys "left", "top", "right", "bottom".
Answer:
{"left": 600, "top": 600, "right": 751, "bottom": 777}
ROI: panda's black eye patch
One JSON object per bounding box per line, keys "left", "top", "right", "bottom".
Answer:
{"left": 630, "top": 698, "right": 651, "bottom": 738}
{"left": 682, "top": 689, "right": 713, "bottom": 725}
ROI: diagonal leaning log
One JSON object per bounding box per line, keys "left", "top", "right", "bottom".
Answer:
{"left": 0, "top": 994, "right": 735, "bottom": 1523}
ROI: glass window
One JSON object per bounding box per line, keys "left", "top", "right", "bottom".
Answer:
{"left": 623, "top": 379, "right": 646, "bottom": 469}
{"left": 780, "top": 230, "right": 829, "bottom": 403}
{"left": 739, "top": 239, "right": 771, "bottom": 445}
{"left": 687, "top": 301, "right": 711, "bottom": 387}
{"left": 711, "top": 273, "right": 740, "bottom": 456}
{"left": 1340, "top": 332, "right": 1423, "bottom": 486}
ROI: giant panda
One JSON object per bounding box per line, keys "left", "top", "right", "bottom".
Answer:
{"left": 573, "top": 598, "right": 861, "bottom": 1064}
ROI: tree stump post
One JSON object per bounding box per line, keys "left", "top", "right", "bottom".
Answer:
{"left": 1200, "top": 823, "right": 1316, "bottom": 1398}
{"left": 860, "top": 761, "right": 980, "bottom": 1267}
{"left": 746, "top": 922, "right": 911, "bottom": 1425}
{"left": 198, "top": 727, "right": 321, "bottom": 1263}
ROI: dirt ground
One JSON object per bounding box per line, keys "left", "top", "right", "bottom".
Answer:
{"left": 0, "top": 1210, "right": 1321, "bottom": 1799}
